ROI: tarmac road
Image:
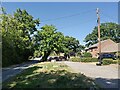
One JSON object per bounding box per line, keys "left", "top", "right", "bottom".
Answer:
{"left": 64, "top": 61, "right": 119, "bottom": 89}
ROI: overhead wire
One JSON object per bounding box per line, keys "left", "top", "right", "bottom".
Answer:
{"left": 39, "top": 9, "right": 97, "bottom": 31}
{"left": 100, "top": 15, "right": 118, "bottom": 24}
{"left": 57, "top": 17, "right": 96, "bottom": 30}
{"left": 41, "top": 9, "right": 96, "bottom": 23}
{"left": 101, "top": 12, "right": 117, "bottom": 23}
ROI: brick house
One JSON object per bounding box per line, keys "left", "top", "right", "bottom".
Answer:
{"left": 85, "top": 39, "right": 120, "bottom": 58}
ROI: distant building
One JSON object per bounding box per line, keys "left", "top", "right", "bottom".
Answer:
{"left": 85, "top": 39, "right": 120, "bottom": 58}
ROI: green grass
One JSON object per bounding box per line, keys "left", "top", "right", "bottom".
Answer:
{"left": 3, "top": 62, "right": 100, "bottom": 89}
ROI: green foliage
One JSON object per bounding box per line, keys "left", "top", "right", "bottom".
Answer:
{"left": 70, "top": 57, "right": 98, "bottom": 62}
{"left": 1, "top": 8, "right": 83, "bottom": 66}
{"left": 35, "top": 25, "right": 83, "bottom": 61}
{"left": 63, "top": 36, "right": 81, "bottom": 53}
{"left": 50, "top": 51, "right": 57, "bottom": 56}
{"left": 116, "top": 52, "right": 120, "bottom": 59}
{"left": 33, "top": 50, "right": 42, "bottom": 58}
{"left": 70, "top": 57, "right": 81, "bottom": 62}
{"left": 81, "top": 58, "right": 98, "bottom": 62}
{"left": 102, "top": 59, "right": 113, "bottom": 65}
{"left": 102, "top": 59, "right": 119, "bottom": 65}
{"left": 83, "top": 52, "right": 92, "bottom": 57}
{"left": 76, "top": 52, "right": 81, "bottom": 56}
{"left": 1, "top": 8, "right": 40, "bottom": 67}
{"left": 112, "top": 60, "right": 118, "bottom": 64}
{"left": 35, "top": 25, "right": 65, "bottom": 61}
{"left": 118, "top": 60, "right": 120, "bottom": 65}
{"left": 84, "top": 22, "right": 120, "bottom": 47}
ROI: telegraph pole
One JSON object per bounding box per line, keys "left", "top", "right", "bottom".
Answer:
{"left": 96, "top": 8, "right": 101, "bottom": 64}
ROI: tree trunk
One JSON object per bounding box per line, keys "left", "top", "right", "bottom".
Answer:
{"left": 42, "top": 51, "right": 51, "bottom": 62}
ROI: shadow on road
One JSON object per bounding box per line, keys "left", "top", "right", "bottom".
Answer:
{"left": 95, "top": 78, "right": 120, "bottom": 90}
{"left": 2, "top": 66, "right": 99, "bottom": 89}
{"left": 2, "top": 60, "right": 40, "bottom": 82}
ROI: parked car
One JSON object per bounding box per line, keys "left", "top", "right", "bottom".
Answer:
{"left": 98, "top": 53, "right": 116, "bottom": 60}
{"left": 47, "top": 56, "right": 59, "bottom": 61}
{"left": 54, "top": 57, "right": 59, "bottom": 61}
{"left": 59, "top": 56, "right": 66, "bottom": 61}
{"left": 48, "top": 57, "right": 53, "bottom": 61}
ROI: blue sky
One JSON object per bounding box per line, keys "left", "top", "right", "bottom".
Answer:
{"left": 2, "top": 2, "right": 118, "bottom": 45}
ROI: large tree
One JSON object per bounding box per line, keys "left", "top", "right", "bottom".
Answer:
{"left": 63, "top": 36, "right": 81, "bottom": 53}
{"left": 34, "top": 25, "right": 83, "bottom": 61}
{"left": 84, "top": 22, "right": 120, "bottom": 47}
{"left": 1, "top": 8, "right": 40, "bottom": 66}
{"left": 35, "top": 25, "right": 65, "bottom": 61}
{"left": 13, "top": 9, "right": 40, "bottom": 60}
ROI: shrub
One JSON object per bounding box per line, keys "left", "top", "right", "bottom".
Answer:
{"left": 118, "top": 60, "right": 120, "bottom": 65}
{"left": 70, "top": 57, "right": 98, "bottom": 62}
{"left": 83, "top": 52, "right": 92, "bottom": 58}
{"left": 112, "top": 60, "right": 118, "bottom": 64}
{"left": 81, "top": 58, "right": 98, "bottom": 62}
{"left": 112, "top": 60, "right": 120, "bottom": 65}
{"left": 102, "top": 59, "right": 113, "bottom": 65}
{"left": 76, "top": 52, "right": 81, "bottom": 56}
{"left": 70, "top": 57, "right": 81, "bottom": 62}
{"left": 102, "top": 59, "right": 120, "bottom": 65}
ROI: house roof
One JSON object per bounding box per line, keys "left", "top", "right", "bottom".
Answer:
{"left": 101, "top": 43, "right": 118, "bottom": 53}
{"left": 117, "top": 43, "right": 120, "bottom": 52}
{"left": 89, "top": 39, "right": 109, "bottom": 48}
{"left": 88, "top": 39, "right": 120, "bottom": 53}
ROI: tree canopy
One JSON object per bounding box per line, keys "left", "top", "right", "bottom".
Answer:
{"left": 34, "top": 25, "right": 83, "bottom": 61}
{"left": 1, "top": 8, "right": 83, "bottom": 66}
{"left": 34, "top": 25, "right": 65, "bottom": 61}
{"left": 84, "top": 22, "right": 120, "bottom": 47}
{"left": 63, "top": 36, "right": 81, "bottom": 53}
{"left": 1, "top": 8, "right": 40, "bottom": 66}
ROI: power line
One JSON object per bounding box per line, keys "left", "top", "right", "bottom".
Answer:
{"left": 41, "top": 9, "right": 95, "bottom": 23}
{"left": 101, "top": 15, "right": 118, "bottom": 24}
{"left": 101, "top": 12, "right": 117, "bottom": 22}
{"left": 56, "top": 17, "right": 96, "bottom": 30}
{"left": 38, "top": 17, "right": 96, "bottom": 31}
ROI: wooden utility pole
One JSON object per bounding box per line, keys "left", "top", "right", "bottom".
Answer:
{"left": 96, "top": 8, "right": 101, "bottom": 56}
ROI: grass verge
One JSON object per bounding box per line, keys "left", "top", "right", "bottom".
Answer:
{"left": 3, "top": 62, "right": 100, "bottom": 89}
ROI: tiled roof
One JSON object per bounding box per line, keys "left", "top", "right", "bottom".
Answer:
{"left": 88, "top": 39, "right": 120, "bottom": 53}
{"left": 101, "top": 43, "right": 118, "bottom": 53}
{"left": 89, "top": 39, "right": 109, "bottom": 48}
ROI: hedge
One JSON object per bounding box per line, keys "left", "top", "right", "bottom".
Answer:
{"left": 70, "top": 57, "right": 120, "bottom": 65}
{"left": 102, "top": 59, "right": 113, "bottom": 65}
{"left": 70, "top": 57, "right": 98, "bottom": 62}
{"left": 70, "top": 57, "right": 81, "bottom": 62}
{"left": 80, "top": 58, "right": 98, "bottom": 62}
{"left": 82, "top": 52, "right": 92, "bottom": 57}
{"left": 102, "top": 59, "right": 120, "bottom": 65}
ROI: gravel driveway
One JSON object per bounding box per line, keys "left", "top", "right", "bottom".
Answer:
{"left": 63, "top": 61, "right": 119, "bottom": 89}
